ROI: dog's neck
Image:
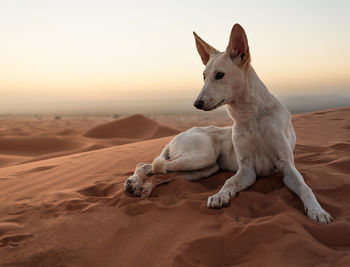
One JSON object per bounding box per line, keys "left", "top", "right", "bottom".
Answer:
{"left": 226, "top": 66, "right": 274, "bottom": 124}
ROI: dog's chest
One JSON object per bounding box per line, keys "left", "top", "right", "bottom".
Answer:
{"left": 233, "top": 124, "right": 277, "bottom": 176}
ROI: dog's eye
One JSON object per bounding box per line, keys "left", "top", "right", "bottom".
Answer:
{"left": 215, "top": 72, "right": 225, "bottom": 80}
{"left": 203, "top": 74, "right": 206, "bottom": 80}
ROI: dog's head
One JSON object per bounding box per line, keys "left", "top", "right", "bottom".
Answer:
{"left": 193, "top": 24, "right": 250, "bottom": 111}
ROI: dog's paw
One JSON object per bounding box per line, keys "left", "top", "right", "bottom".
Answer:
{"left": 124, "top": 175, "right": 152, "bottom": 198}
{"left": 139, "top": 182, "right": 153, "bottom": 198}
{"left": 207, "top": 190, "right": 233, "bottom": 209}
{"left": 305, "top": 205, "right": 333, "bottom": 224}
{"left": 124, "top": 175, "right": 143, "bottom": 197}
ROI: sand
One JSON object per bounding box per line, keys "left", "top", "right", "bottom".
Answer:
{"left": 0, "top": 114, "right": 179, "bottom": 168}
{"left": 0, "top": 108, "right": 349, "bottom": 266}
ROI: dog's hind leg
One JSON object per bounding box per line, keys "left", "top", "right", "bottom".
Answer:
{"left": 151, "top": 145, "right": 170, "bottom": 174}
{"left": 140, "top": 163, "right": 220, "bottom": 197}
{"left": 124, "top": 163, "right": 153, "bottom": 197}
{"left": 125, "top": 145, "right": 170, "bottom": 196}
{"left": 152, "top": 151, "right": 217, "bottom": 174}
{"left": 125, "top": 140, "right": 218, "bottom": 197}
{"left": 125, "top": 161, "right": 220, "bottom": 198}
{"left": 180, "top": 163, "right": 220, "bottom": 181}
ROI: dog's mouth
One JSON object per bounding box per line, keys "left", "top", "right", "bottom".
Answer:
{"left": 204, "top": 99, "right": 225, "bottom": 111}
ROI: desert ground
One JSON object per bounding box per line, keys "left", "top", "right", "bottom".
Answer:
{"left": 0, "top": 107, "right": 350, "bottom": 266}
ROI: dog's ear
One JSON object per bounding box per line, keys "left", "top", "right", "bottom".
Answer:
{"left": 226, "top": 24, "right": 250, "bottom": 68}
{"left": 193, "top": 32, "right": 219, "bottom": 65}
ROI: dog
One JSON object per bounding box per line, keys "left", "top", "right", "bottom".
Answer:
{"left": 124, "top": 24, "right": 333, "bottom": 224}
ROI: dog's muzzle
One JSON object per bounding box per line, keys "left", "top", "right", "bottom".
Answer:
{"left": 193, "top": 99, "right": 204, "bottom": 110}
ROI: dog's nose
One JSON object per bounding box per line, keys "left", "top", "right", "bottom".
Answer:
{"left": 193, "top": 100, "right": 204, "bottom": 109}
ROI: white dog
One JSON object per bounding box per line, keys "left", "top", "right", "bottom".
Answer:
{"left": 124, "top": 24, "right": 332, "bottom": 224}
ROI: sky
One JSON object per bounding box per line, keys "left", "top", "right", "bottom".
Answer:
{"left": 0, "top": 0, "right": 349, "bottom": 111}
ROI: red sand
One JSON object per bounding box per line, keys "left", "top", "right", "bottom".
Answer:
{"left": 0, "top": 114, "right": 179, "bottom": 168}
{"left": 0, "top": 108, "right": 349, "bottom": 266}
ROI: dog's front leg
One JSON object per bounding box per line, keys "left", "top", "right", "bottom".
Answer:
{"left": 282, "top": 164, "right": 333, "bottom": 224}
{"left": 207, "top": 167, "right": 256, "bottom": 208}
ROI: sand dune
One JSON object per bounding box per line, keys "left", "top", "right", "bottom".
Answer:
{"left": 0, "top": 107, "right": 350, "bottom": 266}
{"left": 84, "top": 114, "right": 179, "bottom": 139}
{"left": 0, "top": 114, "right": 179, "bottom": 168}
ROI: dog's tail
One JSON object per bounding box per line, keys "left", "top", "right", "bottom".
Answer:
{"left": 152, "top": 145, "right": 169, "bottom": 174}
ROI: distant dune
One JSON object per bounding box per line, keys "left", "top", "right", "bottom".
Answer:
{"left": 0, "top": 114, "right": 179, "bottom": 168}
{"left": 0, "top": 107, "right": 350, "bottom": 266}
{"left": 84, "top": 114, "right": 179, "bottom": 139}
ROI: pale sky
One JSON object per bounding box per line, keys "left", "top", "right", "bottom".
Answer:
{"left": 1, "top": 0, "right": 349, "bottom": 108}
